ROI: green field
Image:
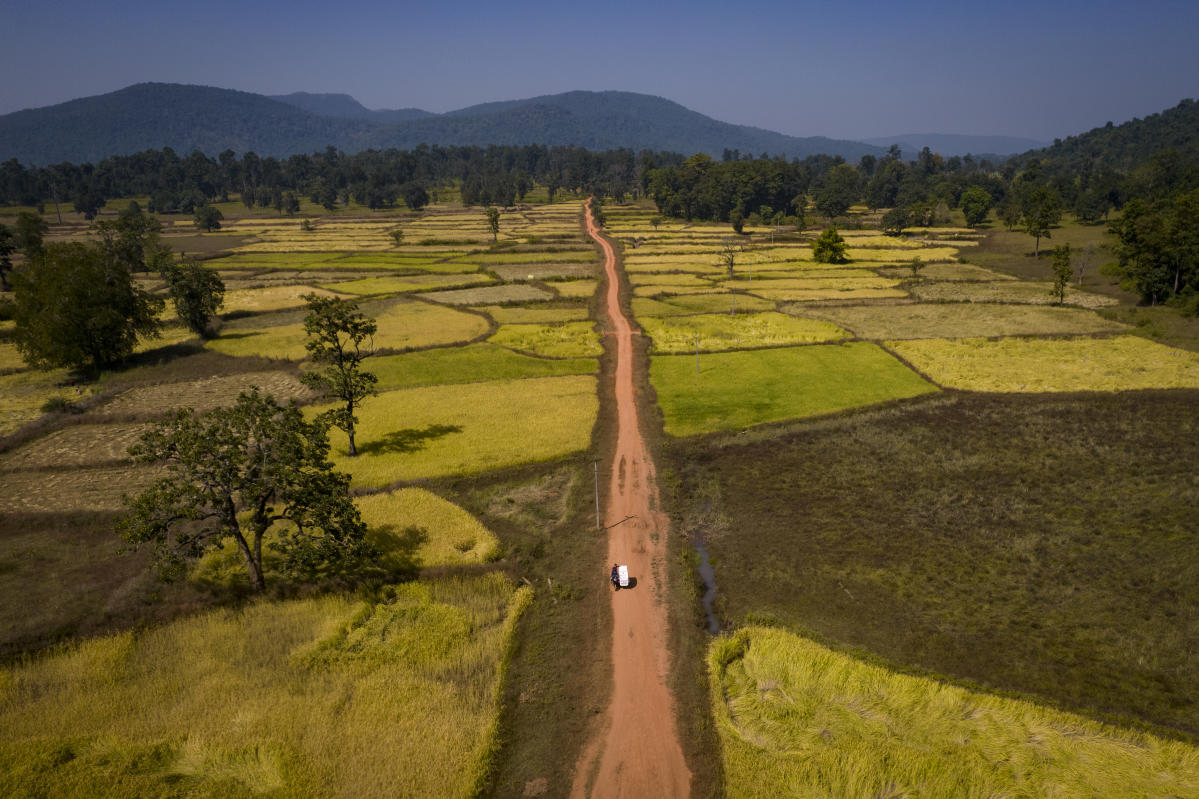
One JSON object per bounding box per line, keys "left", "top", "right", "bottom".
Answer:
{"left": 889, "top": 335, "right": 1199, "bottom": 391}
{"left": 356, "top": 488, "right": 501, "bottom": 567}
{"left": 641, "top": 312, "right": 848, "bottom": 353}
{"left": 711, "top": 627, "right": 1199, "bottom": 798}
{"left": 489, "top": 322, "right": 603, "bottom": 358}
{"left": 370, "top": 344, "right": 595, "bottom": 390}
{"left": 313, "top": 375, "right": 598, "bottom": 486}
{"left": 0, "top": 575, "right": 530, "bottom": 799}
{"left": 650, "top": 343, "right": 937, "bottom": 436}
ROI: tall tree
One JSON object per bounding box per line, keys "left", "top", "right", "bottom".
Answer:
{"left": 119, "top": 389, "right": 373, "bottom": 591}
{"left": 163, "top": 261, "right": 225, "bottom": 336}
{"left": 300, "top": 295, "right": 378, "bottom": 457}
{"left": 13, "top": 211, "right": 48, "bottom": 256}
{"left": 1051, "top": 244, "right": 1073, "bottom": 304}
{"left": 960, "top": 186, "right": 994, "bottom": 228}
{"left": 1022, "top": 186, "right": 1061, "bottom": 256}
{"left": 812, "top": 227, "right": 849, "bottom": 264}
{"left": 485, "top": 206, "right": 501, "bottom": 241}
{"left": 194, "top": 205, "right": 224, "bottom": 232}
{"left": 11, "top": 242, "right": 163, "bottom": 372}
{"left": 814, "top": 164, "right": 860, "bottom": 222}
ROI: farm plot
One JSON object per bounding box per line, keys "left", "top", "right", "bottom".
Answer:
{"left": 315, "top": 375, "right": 598, "bottom": 486}
{"left": 745, "top": 286, "right": 910, "bottom": 302}
{"left": 0, "top": 368, "right": 77, "bottom": 436}
{"left": 315, "top": 274, "right": 491, "bottom": 296}
{"left": 888, "top": 335, "right": 1199, "bottom": 392}
{"left": 100, "top": 371, "right": 310, "bottom": 416}
{"left": 911, "top": 280, "right": 1118, "bottom": 308}
{"left": 490, "top": 263, "right": 595, "bottom": 281}
{"left": 370, "top": 344, "right": 595, "bottom": 391}
{"left": 808, "top": 303, "right": 1128, "bottom": 340}
{"left": 552, "top": 279, "right": 598, "bottom": 299}
{"left": 220, "top": 285, "right": 352, "bottom": 314}
{"left": 632, "top": 294, "right": 775, "bottom": 317}
{"left": 0, "top": 574, "right": 531, "bottom": 799}
{"left": 207, "top": 300, "right": 489, "bottom": 359}
{"left": 651, "top": 343, "right": 936, "bottom": 436}
{"left": 225, "top": 218, "right": 401, "bottom": 252}
{"left": 0, "top": 465, "right": 158, "bottom": 512}
{"left": 424, "top": 285, "right": 555, "bottom": 306}
{"left": 489, "top": 322, "right": 602, "bottom": 358}
{"left": 1, "top": 422, "right": 149, "bottom": 469}
{"left": 356, "top": 488, "right": 501, "bottom": 567}
{"left": 711, "top": 627, "right": 1199, "bottom": 799}
{"left": 474, "top": 305, "right": 590, "bottom": 324}
{"left": 877, "top": 262, "right": 1015, "bottom": 281}
{"left": 641, "top": 313, "right": 848, "bottom": 353}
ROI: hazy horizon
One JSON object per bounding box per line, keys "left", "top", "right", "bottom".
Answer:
{"left": 4, "top": 0, "right": 1197, "bottom": 143}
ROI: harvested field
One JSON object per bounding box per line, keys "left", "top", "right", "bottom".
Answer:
{"left": 221, "top": 286, "right": 351, "bottom": 314}
{"left": 1, "top": 422, "right": 149, "bottom": 469}
{"left": 424, "top": 285, "right": 555, "bottom": 306}
{"left": 641, "top": 312, "right": 848, "bottom": 353}
{"left": 474, "top": 305, "right": 590, "bottom": 324}
{"left": 889, "top": 335, "right": 1199, "bottom": 392}
{"left": 911, "top": 280, "right": 1119, "bottom": 308}
{"left": 632, "top": 294, "right": 776, "bottom": 317}
{"left": 808, "top": 303, "right": 1129, "bottom": 340}
{"left": 877, "top": 262, "right": 1015, "bottom": 281}
{"left": 315, "top": 274, "right": 490, "bottom": 296}
{"left": 0, "top": 369, "right": 77, "bottom": 436}
{"left": 101, "top": 371, "right": 310, "bottom": 416}
{"left": 490, "top": 263, "right": 595, "bottom": 281}
{"left": 729, "top": 276, "right": 900, "bottom": 292}
{"left": 0, "top": 465, "right": 158, "bottom": 512}
{"left": 747, "top": 287, "right": 910, "bottom": 302}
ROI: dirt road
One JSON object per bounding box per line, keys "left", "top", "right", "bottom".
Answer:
{"left": 571, "top": 202, "right": 692, "bottom": 798}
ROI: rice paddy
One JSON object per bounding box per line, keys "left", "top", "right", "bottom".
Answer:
{"left": 424, "top": 284, "right": 556, "bottom": 306}
{"left": 650, "top": 343, "right": 937, "bottom": 436}
{"left": 641, "top": 313, "right": 848, "bottom": 353}
{"left": 313, "top": 375, "right": 598, "bottom": 486}
{"left": 808, "top": 303, "right": 1129, "bottom": 340}
{"left": 356, "top": 488, "right": 501, "bottom": 567}
{"left": 0, "top": 574, "right": 531, "bottom": 799}
{"left": 911, "top": 280, "right": 1120, "bottom": 308}
{"left": 710, "top": 627, "right": 1199, "bottom": 799}
{"left": 370, "top": 344, "right": 595, "bottom": 390}
{"left": 889, "top": 335, "right": 1199, "bottom": 392}
{"left": 315, "top": 274, "right": 492, "bottom": 296}
{"left": 489, "top": 322, "right": 603, "bottom": 359}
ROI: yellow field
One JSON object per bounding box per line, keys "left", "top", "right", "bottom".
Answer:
{"left": 888, "top": 335, "right": 1199, "bottom": 391}
{"left": 314, "top": 375, "right": 598, "bottom": 487}
{"left": 315, "top": 274, "right": 491, "bottom": 296}
{"left": 489, "top": 322, "right": 603, "bottom": 358}
{"left": 711, "top": 627, "right": 1199, "bottom": 799}
{"left": 749, "top": 287, "right": 910, "bottom": 302}
{"left": 641, "top": 312, "right": 848, "bottom": 353}
{"left": 808, "top": 303, "right": 1129, "bottom": 340}
{"left": 220, "top": 285, "right": 351, "bottom": 314}
{"left": 0, "top": 575, "right": 531, "bottom": 799}
{"left": 552, "top": 279, "right": 599, "bottom": 299}
{"left": 207, "top": 300, "right": 489, "bottom": 359}
{"left": 356, "top": 488, "right": 501, "bottom": 567}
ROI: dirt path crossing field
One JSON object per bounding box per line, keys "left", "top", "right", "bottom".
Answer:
{"left": 571, "top": 202, "right": 692, "bottom": 798}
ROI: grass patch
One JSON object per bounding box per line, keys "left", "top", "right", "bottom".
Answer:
{"left": 641, "top": 312, "right": 848, "bottom": 353}
{"left": 889, "top": 335, "right": 1199, "bottom": 391}
{"left": 552, "top": 279, "right": 599, "bottom": 299}
{"left": 911, "top": 280, "right": 1118, "bottom": 308}
{"left": 489, "top": 322, "right": 603, "bottom": 358}
{"left": 711, "top": 627, "right": 1199, "bottom": 798}
{"left": 664, "top": 390, "right": 1199, "bottom": 737}
{"left": 449, "top": 251, "right": 595, "bottom": 264}
{"left": 747, "top": 287, "right": 909, "bottom": 302}
{"left": 356, "top": 488, "right": 500, "bottom": 567}
{"left": 206, "top": 300, "right": 488, "bottom": 359}
{"left": 314, "top": 375, "right": 598, "bottom": 486}
{"left": 808, "top": 303, "right": 1128, "bottom": 340}
{"left": 651, "top": 343, "right": 936, "bottom": 436}
{"left": 0, "top": 574, "right": 530, "bottom": 798}
{"left": 220, "top": 285, "right": 351, "bottom": 315}
{"left": 370, "top": 344, "right": 595, "bottom": 390}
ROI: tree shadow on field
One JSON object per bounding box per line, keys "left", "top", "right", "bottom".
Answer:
{"left": 357, "top": 424, "right": 463, "bottom": 456}
{"left": 365, "top": 524, "right": 427, "bottom": 581}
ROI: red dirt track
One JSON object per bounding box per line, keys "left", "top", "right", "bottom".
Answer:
{"left": 571, "top": 202, "right": 691, "bottom": 798}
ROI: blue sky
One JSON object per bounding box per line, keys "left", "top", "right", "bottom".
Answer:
{"left": 3, "top": 0, "right": 1197, "bottom": 141}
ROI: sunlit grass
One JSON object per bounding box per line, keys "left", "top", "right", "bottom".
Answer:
{"left": 0, "top": 575, "right": 531, "bottom": 799}
{"left": 489, "top": 322, "right": 603, "bottom": 359}
{"left": 711, "top": 627, "right": 1199, "bottom": 799}
{"left": 314, "top": 375, "right": 598, "bottom": 486}
{"left": 888, "top": 335, "right": 1199, "bottom": 392}
{"left": 357, "top": 488, "right": 500, "bottom": 566}
{"left": 641, "top": 312, "right": 848, "bottom": 353}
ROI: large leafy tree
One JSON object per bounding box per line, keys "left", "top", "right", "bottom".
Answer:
{"left": 814, "top": 163, "right": 860, "bottom": 222}
{"left": 120, "top": 389, "right": 373, "bottom": 591}
{"left": 163, "top": 260, "right": 226, "bottom": 336}
{"left": 812, "top": 227, "right": 849, "bottom": 264}
{"left": 960, "top": 186, "right": 994, "bottom": 228}
{"left": 301, "top": 295, "right": 378, "bottom": 457}
{"left": 1108, "top": 190, "right": 1199, "bottom": 306}
{"left": 1022, "top": 186, "right": 1061, "bottom": 256}
{"left": 11, "top": 242, "right": 163, "bottom": 372}
{"left": 93, "top": 201, "right": 171, "bottom": 273}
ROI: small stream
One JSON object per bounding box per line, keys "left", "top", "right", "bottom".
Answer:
{"left": 692, "top": 537, "right": 721, "bottom": 635}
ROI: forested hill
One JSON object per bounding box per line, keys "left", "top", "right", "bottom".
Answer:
{"left": 1014, "top": 98, "right": 1199, "bottom": 172}
{"left": 0, "top": 83, "right": 884, "bottom": 165}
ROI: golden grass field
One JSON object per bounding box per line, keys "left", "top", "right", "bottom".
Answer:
{"left": 207, "top": 300, "right": 489, "bottom": 360}
{"left": 641, "top": 312, "right": 848, "bottom": 353}
{"left": 911, "top": 280, "right": 1120, "bottom": 308}
{"left": 313, "top": 375, "right": 598, "bottom": 486}
{"left": 0, "top": 575, "right": 531, "bottom": 799}
{"left": 710, "top": 627, "right": 1199, "bottom": 798}
{"left": 489, "top": 322, "right": 603, "bottom": 359}
{"left": 0, "top": 368, "right": 77, "bottom": 436}
{"left": 356, "top": 488, "right": 501, "bottom": 567}
{"left": 552, "top": 279, "right": 599, "bottom": 299}
{"left": 888, "top": 335, "right": 1199, "bottom": 392}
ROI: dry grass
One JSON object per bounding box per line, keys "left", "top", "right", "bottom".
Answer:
{"left": 100, "top": 371, "right": 310, "bottom": 416}
{"left": 641, "top": 313, "right": 848, "bottom": 353}
{"left": 911, "top": 280, "right": 1119, "bottom": 308}
{"left": 0, "top": 422, "right": 149, "bottom": 469}
{"left": 0, "top": 369, "right": 78, "bottom": 436}
{"left": 0, "top": 465, "right": 159, "bottom": 512}
{"left": 424, "top": 285, "right": 555, "bottom": 306}
{"left": 711, "top": 627, "right": 1199, "bottom": 799}
{"left": 889, "top": 335, "right": 1199, "bottom": 391}
{"left": 315, "top": 274, "right": 490, "bottom": 296}
{"left": 490, "top": 264, "right": 595, "bottom": 281}
{"left": 552, "top": 280, "right": 599, "bottom": 299}
{"left": 877, "top": 263, "right": 1014, "bottom": 281}
{"left": 807, "top": 304, "right": 1129, "bottom": 340}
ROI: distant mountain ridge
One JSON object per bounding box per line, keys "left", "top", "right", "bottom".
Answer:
{"left": 0, "top": 83, "right": 886, "bottom": 165}
{"left": 859, "top": 133, "right": 1049, "bottom": 158}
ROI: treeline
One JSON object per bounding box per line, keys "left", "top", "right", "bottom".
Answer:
{"left": 0, "top": 144, "right": 683, "bottom": 218}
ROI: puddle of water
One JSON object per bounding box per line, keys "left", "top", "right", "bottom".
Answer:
{"left": 692, "top": 537, "right": 721, "bottom": 635}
